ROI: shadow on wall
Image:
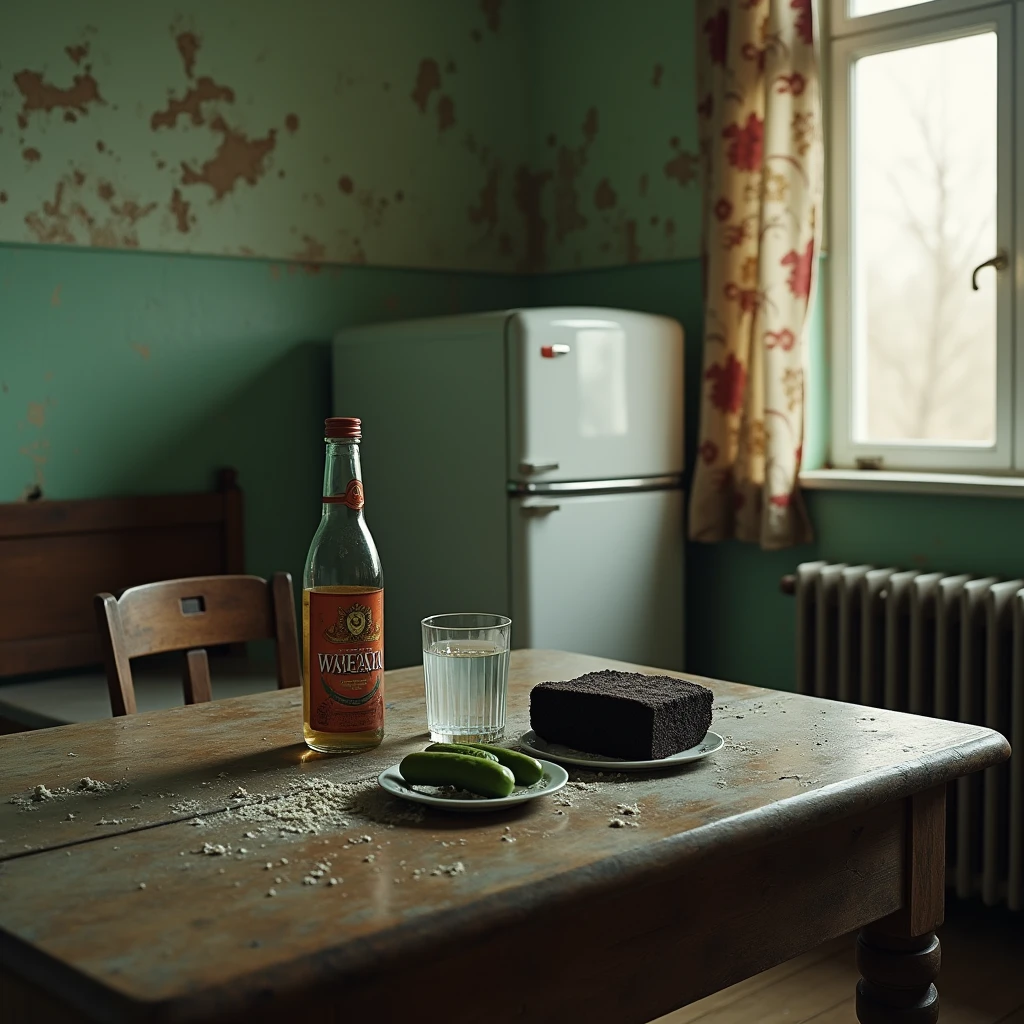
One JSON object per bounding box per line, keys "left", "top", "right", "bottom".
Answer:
{"left": 127, "top": 340, "right": 332, "bottom": 595}
{"left": 0, "top": 244, "right": 529, "bottom": 510}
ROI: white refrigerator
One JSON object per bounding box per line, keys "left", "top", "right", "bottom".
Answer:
{"left": 332, "top": 307, "right": 684, "bottom": 671}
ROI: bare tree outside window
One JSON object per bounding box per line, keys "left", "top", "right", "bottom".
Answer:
{"left": 852, "top": 32, "right": 997, "bottom": 444}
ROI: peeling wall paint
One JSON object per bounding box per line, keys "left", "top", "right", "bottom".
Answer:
{"left": 0, "top": 0, "right": 698, "bottom": 273}
{"left": 0, "top": 1, "right": 530, "bottom": 271}
{"left": 525, "top": 0, "right": 700, "bottom": 271}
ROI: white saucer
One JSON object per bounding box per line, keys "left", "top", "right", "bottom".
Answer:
{"left": 518, "top": 730, "right": 724, "bottom": 771}
{"left": 378, "top": 758, "right": 568, "bottom": 812}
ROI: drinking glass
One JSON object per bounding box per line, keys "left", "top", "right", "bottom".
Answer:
{"left": 421, "top": 613, "right": 511, "bottom": 743}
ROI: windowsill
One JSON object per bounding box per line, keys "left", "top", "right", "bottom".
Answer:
{"left": 799, "top": 469, "right": 1024, "bottom": 499}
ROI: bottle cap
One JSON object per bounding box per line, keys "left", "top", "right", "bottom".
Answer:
{"left": 325, "top": 417, "right": 361, "bottom": 439}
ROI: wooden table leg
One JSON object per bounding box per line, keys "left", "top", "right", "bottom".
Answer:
{"left": 856, "top": 786, "right": 946, "bottom": 1024}
{"left": 856, "top": 924, "right": 940, "bottom": 1023}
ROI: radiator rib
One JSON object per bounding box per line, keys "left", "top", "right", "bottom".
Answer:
{"left": 793, "top": 562, "right": 1016, "bottom": 909}
{"left": 838, "top": 566, "right": 871, "bottom": 703}
{"left": 884, "top": 570, "right": 918, "bottom": 712}
{"left": 934, "top": 575, "right": 971, "bottom": 721}
{"left": 909, "top": 573, "right": 943, "bottom": 717}
{"left": 815, "top": 563, "right": 847, "bottom": 700}
{"left": 958, "top": 578, "right": 998, "bottom": 900}
{"left": 795, "top": 561, "right": 826, "bottom": 697}
{"left": 984, "top": 581, "right": 1021, "bottom": 905}
{"left": 862, "top": 569, "right": 894, "bottom": 709}
{"left": 1011, "top": 594, "right": 1024, "bottom": 911}
{"left": 936, "top": 574, "right": 971, "bottom": 879}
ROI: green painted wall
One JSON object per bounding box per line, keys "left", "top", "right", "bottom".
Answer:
{"left": 524, "top": 0, "right": 700, "bottom": 271}
{"left": 1, "top": 243, "right": 525, "bottom": 594}
{"left": 727, "top": 488, "right": 1024, "bottom": 692}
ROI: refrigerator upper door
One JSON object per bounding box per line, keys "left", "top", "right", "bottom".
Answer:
{"left": 510, "top": 488, "right": 684, "bottom": 670}
{"left": 507, "top": 308, "right": 684, "bottom": 483}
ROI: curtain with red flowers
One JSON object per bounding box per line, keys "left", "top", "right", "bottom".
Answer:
{"left": 688, "top": 0, "right": 822, "bottom": 549}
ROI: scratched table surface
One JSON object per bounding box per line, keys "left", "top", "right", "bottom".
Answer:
{"left": 0, "top": 649, "right": 1009, "bottom": 1024}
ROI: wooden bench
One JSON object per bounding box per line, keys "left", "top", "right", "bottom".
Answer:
{"left": 0, "top": 470, "right": 276, "bottom": 730}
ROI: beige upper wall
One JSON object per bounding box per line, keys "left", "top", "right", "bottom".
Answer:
{"left": 0, "top": 0, "right": 698, "bottom": 272}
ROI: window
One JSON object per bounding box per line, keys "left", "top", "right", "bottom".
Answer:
{"left": 828, "top": 0, "right": 1015, "bottom": 472}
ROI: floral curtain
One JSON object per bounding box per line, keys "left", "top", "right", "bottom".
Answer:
{"left": 688, "top": 0, "right": 823, "bottom": 549}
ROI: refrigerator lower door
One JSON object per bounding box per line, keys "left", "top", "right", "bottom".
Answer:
{"left": 510, "top": 488, "right": 684, "bottom": 670}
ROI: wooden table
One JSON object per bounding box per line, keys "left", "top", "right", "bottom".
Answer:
{"left": 0, "top": 650, "right": 1010, "bottom": 1024}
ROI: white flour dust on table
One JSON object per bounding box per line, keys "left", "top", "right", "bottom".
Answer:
{"left": 194, "top": 775, "right": 427, "bottom": 836}
{"left": 9, "top": 777, "right": 126, "bottom": 810}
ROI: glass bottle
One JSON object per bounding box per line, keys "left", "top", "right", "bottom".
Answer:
{"left": 302, "top": 417, "right": 384, "bottom": 753}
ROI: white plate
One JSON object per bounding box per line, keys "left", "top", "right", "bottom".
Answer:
{"left": 518, "top": 730, "right": 725, "bottom": 771}
{"left": 378, "top": 758, "right": 568, "bottom": 812}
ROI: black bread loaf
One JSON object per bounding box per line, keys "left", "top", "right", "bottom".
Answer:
{"left": 530, "top": 670, "right": 713, "bottom": 760}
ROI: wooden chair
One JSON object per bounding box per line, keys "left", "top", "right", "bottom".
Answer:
{"left": 94, "top": 573, "right": 301, "bottom": 716}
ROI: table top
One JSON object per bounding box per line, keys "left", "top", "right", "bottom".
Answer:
{"left": 0, "top": 649, "right": 1009, "bottom": 1022}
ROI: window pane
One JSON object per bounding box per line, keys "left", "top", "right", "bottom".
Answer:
{"left": 850, "top": 0, "right": 931, "bottom": 21}
{"left": 852, "top": 32, "right": 998, "bottom": 445}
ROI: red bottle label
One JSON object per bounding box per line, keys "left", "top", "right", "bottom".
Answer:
{"left": 307, "top": 589, "right": 384, "bottom": 733}
{"left": 323, "top": 479, "right": 364, "bottom": 510}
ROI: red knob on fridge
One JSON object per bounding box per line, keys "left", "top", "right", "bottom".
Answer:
{"left": 540, "top": 344, "right": 571, "bottom": 358}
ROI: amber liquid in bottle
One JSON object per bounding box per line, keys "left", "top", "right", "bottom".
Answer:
{"left": 302, "top": 420, "right": 384, "bottom": 754}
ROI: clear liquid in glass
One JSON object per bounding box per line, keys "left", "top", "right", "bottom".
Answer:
{"left": 422, "top": 640, "right": 509, "bottom": 743}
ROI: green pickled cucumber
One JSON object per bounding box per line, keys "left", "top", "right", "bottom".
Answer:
{"left": 465, "top": 744, "right": 544, "bottom": 785}
{"left": 424, "top": 742, "right": 499, "bottom": 762}
{"left": 399, "top": 752, "right": 516, "bottom": 798}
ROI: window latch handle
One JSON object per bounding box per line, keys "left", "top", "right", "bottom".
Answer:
{"left": 971, "top": 252, "right": 1008, "bottom": 291}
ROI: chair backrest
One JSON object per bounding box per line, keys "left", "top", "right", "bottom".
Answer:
{"left": 94, "top": 573, "right": 301, "bottom": 716}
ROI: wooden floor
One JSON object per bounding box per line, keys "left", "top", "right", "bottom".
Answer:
{"left": 654, "top": 901, "right": 1024, "bottom": 1024}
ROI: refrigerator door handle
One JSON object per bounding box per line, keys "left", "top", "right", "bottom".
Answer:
{"left": 540, "top": 344, "right": 571, "bottom": 358}
{"left": 521, "top": 502, "right": 561, "bottom": 516}
{"left": 509, "top": 473, "right": 683, "bottom": 497}
{"left": 519, "top": 460, "right": 560, "bottom": 475}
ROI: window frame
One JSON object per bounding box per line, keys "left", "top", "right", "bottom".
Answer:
{"left": 1015, "top": 8, "right": 1024, "bottom": 467}
{"left": 830, "top": 0, "right": 1004, "bottom": 39}
{"left": 828, "top": 2, "right": 1015, "bottom": 473}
